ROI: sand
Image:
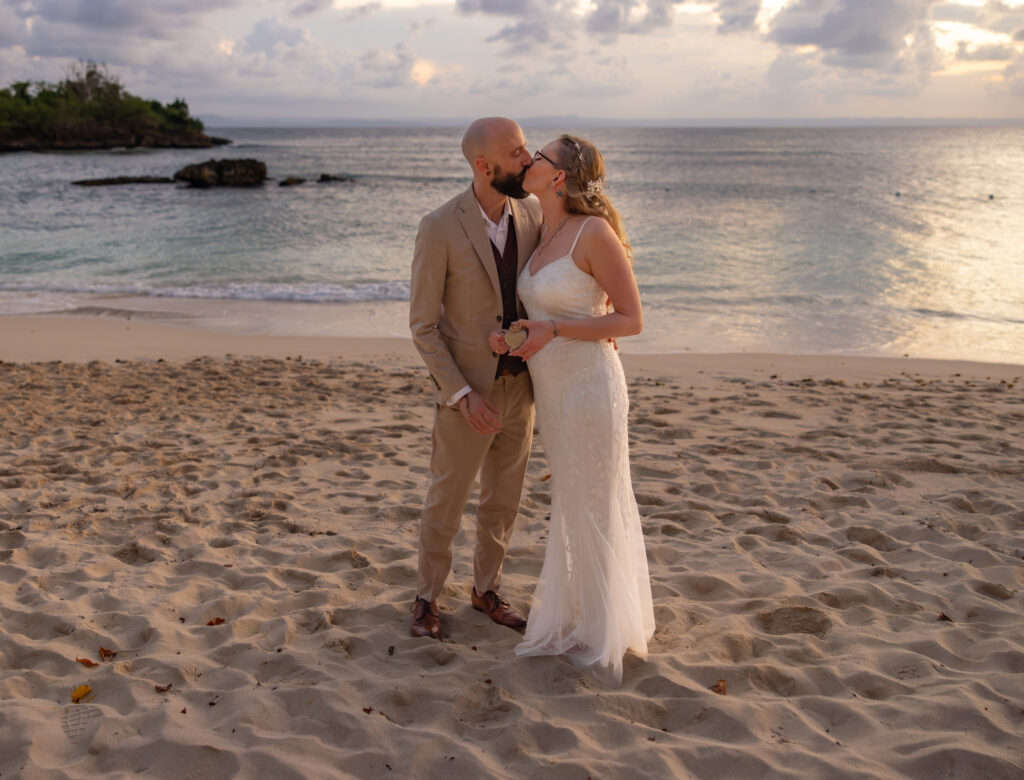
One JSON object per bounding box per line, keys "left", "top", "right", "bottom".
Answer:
{"left": 1, "top": 315, "right": 1022, "bottom": 779}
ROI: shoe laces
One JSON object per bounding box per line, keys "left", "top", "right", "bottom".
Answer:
{"left": 480, "top": 590, "right": 509, "bottom": 610}
{"left": 411, "top": 597, "right": 437, "bottom": 619}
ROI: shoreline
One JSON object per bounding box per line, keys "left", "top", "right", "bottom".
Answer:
{"left": 5, "top": 289, "right": 1023, "bottom": 366}
{"left": 2, "top": 309, "right": 1022, "bottom": 381}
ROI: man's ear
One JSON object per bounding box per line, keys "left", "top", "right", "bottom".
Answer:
{"left": 474, "top": 155, "right": 490, "bottom": 176}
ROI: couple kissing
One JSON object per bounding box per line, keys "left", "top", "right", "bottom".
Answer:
{"left": 408, "top": 117, "right": 654, "bottom": 685}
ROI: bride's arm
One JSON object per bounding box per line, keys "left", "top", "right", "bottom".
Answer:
{"left": 510, "top": 219, "right": 641, "bottom": 360}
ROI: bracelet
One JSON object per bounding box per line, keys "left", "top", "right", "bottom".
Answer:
{"left": 550, "top": 320, "right": 559, "bottom": 338}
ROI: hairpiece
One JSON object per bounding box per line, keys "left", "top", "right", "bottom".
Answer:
{"left": 570, "top": 139, "right": 585, "bottom": 169}
{"left": 562, "top": 137, "right": 585, "bottom": 171}
{"left": 585, "top": 176, "right": 607, "bottom": 199}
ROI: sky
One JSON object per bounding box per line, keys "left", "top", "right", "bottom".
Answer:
{"left": 1, "top": 0, "right": 1023, "bottom": 122}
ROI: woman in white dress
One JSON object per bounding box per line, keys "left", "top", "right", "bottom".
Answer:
{"left": 489, "top": 135, "right": 655, "bottom": 685}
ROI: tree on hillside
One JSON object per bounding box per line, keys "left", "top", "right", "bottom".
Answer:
{"left": 0, "top": 60, "right": 208, "bottom": 150}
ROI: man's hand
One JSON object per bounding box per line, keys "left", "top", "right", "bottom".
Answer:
{"left": 458, "top": 391, "right": 502, "bottom": 435}
{"left": 488, "top": 329, "right": 509, "bottom": 355}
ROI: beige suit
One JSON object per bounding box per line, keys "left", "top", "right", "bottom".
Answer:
{"left": 410, "top": 186, "right": 543, "bottom": 601}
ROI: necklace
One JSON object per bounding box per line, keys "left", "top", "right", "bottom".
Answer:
{"left": 536, "top": 215, "right": 570, "bottom": 256}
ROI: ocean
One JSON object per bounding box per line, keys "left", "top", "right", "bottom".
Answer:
{"left": 1, "top": 125, "right": 1022, "bottom": 363}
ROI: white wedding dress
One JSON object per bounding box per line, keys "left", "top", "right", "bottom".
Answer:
{"left": 514, "top": 218, "right": 655, "bottom": 685}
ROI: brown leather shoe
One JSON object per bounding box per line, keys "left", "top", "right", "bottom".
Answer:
{"left": 472, "top": 588, "right": 527, "bottom": 631}
{"left": 410, "top": 597, "right": 441, "bottom": 639}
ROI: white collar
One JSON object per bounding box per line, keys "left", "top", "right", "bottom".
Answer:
{"left": 477, "top": 197, "right": 511, "bottom": 231}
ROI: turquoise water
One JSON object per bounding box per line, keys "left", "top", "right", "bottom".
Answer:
{"left": 1, "top": 126, "right": 1022, "bottom": 361}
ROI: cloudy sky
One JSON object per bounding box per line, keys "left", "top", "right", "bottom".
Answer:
{"left": 2, "top": 0, "right": 1023, "bottom": 122}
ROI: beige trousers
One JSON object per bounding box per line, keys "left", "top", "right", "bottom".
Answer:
{"left": 417, "top": 371, "right": 534, "bottom": 602}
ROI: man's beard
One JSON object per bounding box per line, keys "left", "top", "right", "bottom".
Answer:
{"left": 490, "top": 164, "right": 528, "bottom": 199}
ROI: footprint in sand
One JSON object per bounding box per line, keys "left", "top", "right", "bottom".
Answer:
{"left": 114, "top": 541, "right": 162, "bottom": 565}
{"left": 845, "top": 526, "right": 899, "bottom": 552}
{"left": 757, "top": 606, "right": 832, "bottom": 638}
{"left": 972, "top": 581, "right": 1016, "bottom": 601}
{"left": 456, "top": 681, "right": 520, "bottom": 725}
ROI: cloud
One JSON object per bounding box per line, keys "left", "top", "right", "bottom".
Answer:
{"left": 455, "top": 0, "right": 534, "bottom": 14}
{"left": 456, "top": 0, "right": 684, "bottom": 48}
{"left": 290, "top": 0, "right": 380, "bottom": 20}
{"left": 585, "top": 0, "right": 635, "bottom": 35}
{"left": 584, "top": 1, "right": 694, "bottom": 36}
{"left": 243, "top": 17, "right": 309, "bottom": 58}
{"left": 6, "top": 0, "right": 241, "bottom": 36}
{"left": 457, "top": 0, "right": 760, "bottom": 45}
{"left": 408, "top": 17, "right": 436, "bottom": 36}
{"left": 290, "top": 0, "right": 333, "bottom": 17}
{"left": 486, "top": 17, "right": 555, "bottom": 46}
{"left": 455, "top": 0, "right": 578, "bottom": 52}
{"left": 769, "top": 0, "right": 935, "bottom": 68}
{"left": 1015, "top": 27, "right": 1024, "bottom": 42}
{"left": 932, "top": 1, "right": 1024, "bottom": 36}
{"left": 1003, "top": 44, "right": 1024, "bottom": 95}
{"left": 766, "top": 48, "right": 820, "bottom": 88}
{"left": 358, "top": 41, "right": 416, "bottom": 87}
{"left": 339, "top": 1, "right": 381, "bottom": 22}
{"left": 714, "top": 0, "right": 762, "bottom": 33}
{"left": 0, "top": 4, "right": 25, "bottom": 47}
{"left": 1, "top": 0, "right": 245, "bottom": 63}
{"left": 762, "top": 4, "right": 942, "bottom": 100}
{"left": 584, "top": 1, "right": 763, "bottom": 37}
{"left": 956, "top": 41, "right": 1013, "bottom": 61}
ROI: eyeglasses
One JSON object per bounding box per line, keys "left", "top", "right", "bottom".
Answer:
{"left": 533, "top": 150, "right": 564, "bottom": 168}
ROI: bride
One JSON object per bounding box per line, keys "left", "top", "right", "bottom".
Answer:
{"left": 490, "top": 134, "right": 655, "bottom": 685}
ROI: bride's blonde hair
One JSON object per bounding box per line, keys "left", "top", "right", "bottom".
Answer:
{"left": 554, "top": 134, "right": 633, "bottom": 262}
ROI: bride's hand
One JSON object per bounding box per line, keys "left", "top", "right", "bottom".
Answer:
{"left": 508, "top": 319, "right": 555, "bottom": 361}
{"left": 489, "top": 329, "right": 509, "bottom": 354}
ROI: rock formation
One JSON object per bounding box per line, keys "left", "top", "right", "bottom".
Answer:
{"left": 173, "top": 159, "right": 267, "bottom": 188}
{"left": 72, "top": 176, "right": 175, "bottom": 186}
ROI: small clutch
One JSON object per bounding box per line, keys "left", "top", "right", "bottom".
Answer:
{"left": 504, "top": 323, "right": 527, "bottom": 350}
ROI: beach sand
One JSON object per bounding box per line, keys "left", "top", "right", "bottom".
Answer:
{"left": 1, "top": 314, "right": 1022, "bottom": 779}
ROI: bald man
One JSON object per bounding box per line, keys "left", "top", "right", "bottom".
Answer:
{"left": 408, "top": 117, "right": 543, "bottom": 639}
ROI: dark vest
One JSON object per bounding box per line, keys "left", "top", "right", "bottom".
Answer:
{"left": 491, "top": 213, "right": 527, "bottom": 378}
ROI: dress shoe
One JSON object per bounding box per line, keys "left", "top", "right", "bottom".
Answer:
{"left": 410, "top": 597, "right": 441, "bottom": 639}
{"left": 472, "top": 588, "right": 527, "bottom": 630}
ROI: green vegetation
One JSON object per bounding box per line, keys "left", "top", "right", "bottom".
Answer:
{"left": 0, "top": 61, "right": 215, "bottom": 151}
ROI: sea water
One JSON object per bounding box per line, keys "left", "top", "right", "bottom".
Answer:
{"left": 1, "top": 126, "right": 1022, "bottom": 362}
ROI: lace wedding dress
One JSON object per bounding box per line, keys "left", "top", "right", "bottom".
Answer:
{"left": 514, "top": 218, "right": 655, "bottom": 685}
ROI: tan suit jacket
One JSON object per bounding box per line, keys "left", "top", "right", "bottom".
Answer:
{"left": 410, "top": 186, "right": 543, "bottom": 403}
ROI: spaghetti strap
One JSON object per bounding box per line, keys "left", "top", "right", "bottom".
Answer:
{"left": 567, "top": 217, "right": 594, "bottom": 258}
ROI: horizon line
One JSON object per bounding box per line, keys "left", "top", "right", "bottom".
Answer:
{"left": 198, "top": 115, "right": 1024, "bottom": 130}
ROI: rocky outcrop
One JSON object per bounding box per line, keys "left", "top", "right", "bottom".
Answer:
{"left": 279, "top": 177, "right": 306, "bottom": 187}
{"left": 318, "top": 174, "right": 352, "bottom": 183}
{"left": 0, "top": 131, "right": 228, "bottom": 153}
{"left": 72, "top": 176, "right": 175, "bottom": 186}
{"left": 173, "top": 159, "right": 267, "bottom": 188}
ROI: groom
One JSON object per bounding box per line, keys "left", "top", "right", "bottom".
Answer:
{"left": 408, "top": 117, "right": 543, "bottom": 639}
